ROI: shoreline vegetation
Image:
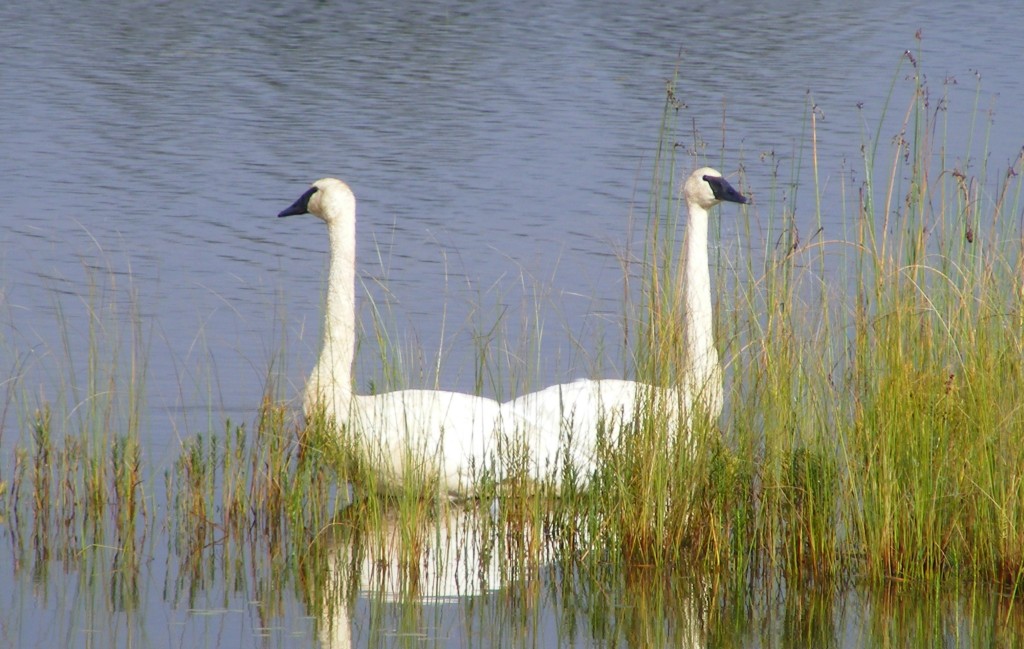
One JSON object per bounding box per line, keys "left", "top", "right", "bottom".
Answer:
{"left": 3, "top": 51, "right": 1024, "bottom": 641}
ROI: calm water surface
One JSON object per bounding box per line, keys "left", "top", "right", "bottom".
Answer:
{"left": 2, "top": 1, "right": 1023, "bottom": 647}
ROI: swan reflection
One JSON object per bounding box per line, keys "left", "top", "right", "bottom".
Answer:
{"left": 312, "top": 507, "right": 541, "bottom": 648}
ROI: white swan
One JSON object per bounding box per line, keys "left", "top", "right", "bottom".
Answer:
{"left": 498, "top": 168, "right": 748, "bottom": 484}
{"left": 279, "top": 178, "right": 500, "bottom": 495}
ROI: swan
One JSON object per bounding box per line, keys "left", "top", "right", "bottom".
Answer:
{"left": 279, "top": 178, "right": 501, "bottom": 495}
{"left": 498, "top": 167, "right": 748, "bottom": 484}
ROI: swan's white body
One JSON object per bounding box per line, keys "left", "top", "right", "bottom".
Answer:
{"left": 499, "top": 168, "right": 747, "bottom": 484}
{"left": 497, "top": 378, "right": 678, "bottom": 482}
{"left": 280, "top": 179, "right": 499, "bottom": 495}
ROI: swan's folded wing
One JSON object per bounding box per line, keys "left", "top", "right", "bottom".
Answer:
{"left": 352, "top": 390, "right": 501, "bottom": 492}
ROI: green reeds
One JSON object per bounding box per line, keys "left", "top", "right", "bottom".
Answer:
{"left": 713, "top": 51, "right": 1023, "bottom": 590}
{"left": 563, "top": 48, "right": 1024, "bottom": 595}
{"left": 838, "top": 57, "right": 1024, "bottom": 588}
{"left": 1, "top": 262, "right": 151, "bottom": 612}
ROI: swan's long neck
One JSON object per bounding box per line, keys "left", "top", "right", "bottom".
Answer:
{"left": 311, "top": 214, "right": 357, "bottom": 414}
{"left": 681, "top": 203, "right": 720, "bottom": 402}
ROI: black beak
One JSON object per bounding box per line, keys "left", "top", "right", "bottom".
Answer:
{"left": 278, "top": 186, "right": 318, "bottom": 217}
{"left": 703, "top": 175, "right": 748, "bottom": 204}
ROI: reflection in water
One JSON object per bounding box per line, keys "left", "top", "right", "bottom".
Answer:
{"left": 311, "top": 507, "right": 525, "bottom": 648}
{"left": 13, "top": 485, "right": 1024, "bottom": 647}
{"left": 616, "top": 568, "right": 708, "bottom": 649}
{"left": 308, "top": 506, "right": 716, "bottom": 649}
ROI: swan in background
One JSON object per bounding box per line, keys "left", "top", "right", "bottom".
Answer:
{"left": 279, "top": 178, "right": 501, "bottom": 495}
{"left": 499, "top": 168, "right": 748, "bottom": 484}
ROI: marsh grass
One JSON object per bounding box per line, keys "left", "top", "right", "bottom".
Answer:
{"left": 714, "top": 50, "right": 1024, "bottom": 591}
{"left": 1, "top": 264, "right": 151, "bottom": 613}
{"left": 839, "top": 57, "right": 1024, "bottom": 588}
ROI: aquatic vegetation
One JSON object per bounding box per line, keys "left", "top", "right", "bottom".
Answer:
{"left": 0, "top": 268, "right": 153, "bottom": 626}
{"left": 714, "top": 50, "right": 1024, "bottom": 589}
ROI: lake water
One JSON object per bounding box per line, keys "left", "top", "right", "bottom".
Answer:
{"left": 2, "top": 1, "right": 1023, "bottom": 647}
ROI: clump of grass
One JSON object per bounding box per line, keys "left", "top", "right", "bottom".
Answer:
{"left": 164, "top": 394, "right": 348, "bottom": 611}
{"left": 30, "top": 407, "right": 52, "bottom": 563}
{"left": 4, "top": 400, "right": 149, "bottom": 605}
{"left": 707, "top": 47, "right": 1024, "bottom": 591}
{"left": 167, "top": 393, "right": 343, "bottom": 553}
{"left": 567, "top": 46, "right": 1024, "bottom": 597}
{"left": 837, "top": 52, "right": 1024, "bottom": 588}
{"left": 1, "top": 261, "right": 152, "bottom": 595}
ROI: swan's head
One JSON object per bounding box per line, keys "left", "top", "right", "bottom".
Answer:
{"left": 684, "top": 167, "right": 748, "bottom": 210}
{"left": 278, "top": 178, "right": 355, "bottom": 225}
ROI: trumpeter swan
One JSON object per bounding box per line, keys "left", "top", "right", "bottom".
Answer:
{"left": 279, "top": 178, "right": 501, "bottom": 495}
{"left": 499, "top": 167, "right": 748, "bottom": 484}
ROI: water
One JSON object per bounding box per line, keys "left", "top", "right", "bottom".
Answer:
{"left": 2, "top": 1, "right": 1023, "bottom": 646}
